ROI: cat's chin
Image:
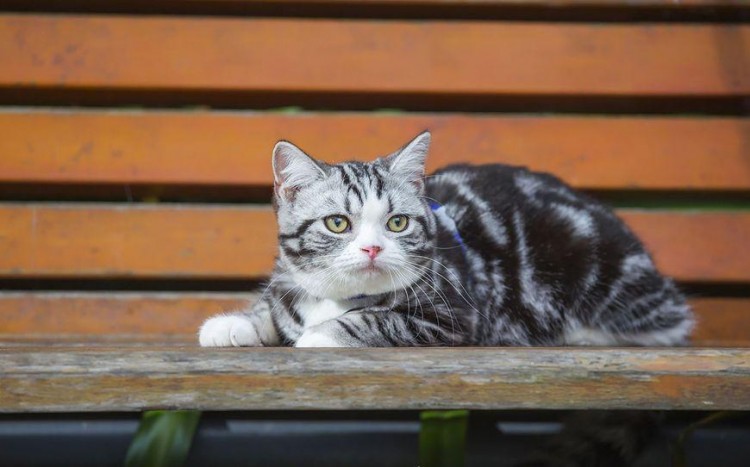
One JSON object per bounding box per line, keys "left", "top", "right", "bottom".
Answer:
{"left": 292, "top": 266, "right": 419, "bottom": 301}
{"left": 358, "top": 263, "right": 384, "bottom": 275}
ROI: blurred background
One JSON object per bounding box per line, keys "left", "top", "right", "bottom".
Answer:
{"left": 0, "top": 1, "right": 748, "bottom": 465}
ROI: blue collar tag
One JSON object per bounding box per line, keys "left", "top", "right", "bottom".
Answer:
{"left": 429, "top": 201, "right": 467, "bottom": 254}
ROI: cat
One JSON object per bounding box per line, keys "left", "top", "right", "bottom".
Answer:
{"left": 198, "top": 131, "right": 693, "bottom": 349}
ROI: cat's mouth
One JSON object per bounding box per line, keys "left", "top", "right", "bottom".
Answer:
{"left": 360, "top": 263, "right": 382, "bottom": 273}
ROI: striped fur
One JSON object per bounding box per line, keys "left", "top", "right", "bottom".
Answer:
{"left": 199, "top": 131, "right": 693, "bottom": 349}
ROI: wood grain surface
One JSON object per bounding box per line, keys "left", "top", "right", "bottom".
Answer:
{"left": 0, "top": 293, "right": 746, "bottom": 346}
{"left": 2, "top": 15, "right": 747, "bottom": 97}
{"left": 2, "top": 111, "right": 748, "bottom": 191}
{"left": 0, "top": 204, "right": 747, "bottom": 282}
{"left": 1, "top": 347, "right": 748, "bottom": 412}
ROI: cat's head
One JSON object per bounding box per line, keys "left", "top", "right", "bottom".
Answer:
{"left": 271, "top": 131, "right": 435, "bottom": 300}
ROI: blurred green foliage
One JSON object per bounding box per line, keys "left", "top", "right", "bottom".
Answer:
{"left": 419, "top": 410, "right": 469, "bottom": 467}
{"left": 125, "top": 410, "right": 201, "bottom": 467}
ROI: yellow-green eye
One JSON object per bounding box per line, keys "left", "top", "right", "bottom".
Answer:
{"left": 324, "top": 215, "right": 350, "bottom": 233}
{"left": 387, "top": 215, "right": 409, "bottom": 232}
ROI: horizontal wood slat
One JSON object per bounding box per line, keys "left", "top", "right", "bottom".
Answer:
{"left": 0, "top": 293, "right": 253, "bottom": 342}
{"left": 619, "top": 211, "right": 750, "bottom": 284}
{"left": 0, "top": 293, "right": 746, "bottom": 346}
{"left": 2, "top": 111, "right": 748, "bottom": 191}
{"left": 1, "top": 15, "right": 748, "bottom": 98}
{"left": 0, "top": 205, "right": 747, "bottom": 282}
{"left": 1, "top": 347, "right": 748, "bottom": 412}
{"left": 0, "top": 204, "right": 278, "bottom": 279}
{"left": 3, "top": 0, "right": 744, "bottom": 8}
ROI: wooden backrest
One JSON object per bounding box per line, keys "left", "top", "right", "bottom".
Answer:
{"left": 0, "top": 0, "right": 748, "bottom": 347}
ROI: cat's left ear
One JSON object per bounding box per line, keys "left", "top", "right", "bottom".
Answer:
{"left": 385, "top": 131, "right": 430, "bottom": 191}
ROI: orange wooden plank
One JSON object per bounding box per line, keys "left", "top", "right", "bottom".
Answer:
{"left": 1, "top": 111, "right": 748, "bottom": 191}
{"left": 0, "top": 204, "right": 746, "bottom": 282}
{"left": 0, "top": 292, "right": 250, "bottom": 341}
{"left": 0, "top": 204, "right": 277, "bottom": 279}
{"left": 620, "top": 211, "right": 750, "bottom": 284}
{"left": 0, "top": 293, "right": 745, "bottom": 346}
{"left": 691, "top": 298, "right": 750, "bottom": 347}
{"left": 1, "top": 15, "right": 747, "bottom": 97}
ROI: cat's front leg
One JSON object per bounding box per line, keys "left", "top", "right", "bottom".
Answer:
{"left": 199, "top": 297, "right": 280, "bottom": 347}
{"left": 295, "top": 307, "right": 460, "bottom": 347}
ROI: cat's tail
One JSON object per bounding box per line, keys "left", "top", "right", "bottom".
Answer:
{"left": 516, "top": 411, "right": 660, "bottom": 467}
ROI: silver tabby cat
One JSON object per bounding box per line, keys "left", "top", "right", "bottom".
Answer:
{"left": 199, "top": 131, "right": 693, "bottom": 348}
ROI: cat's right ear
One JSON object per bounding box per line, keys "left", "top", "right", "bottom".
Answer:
{"left": 384, "top": 130, "right": 430, "bottom": 193}
{"left": 272, "top": 141, "right": 327, "bottom": 202}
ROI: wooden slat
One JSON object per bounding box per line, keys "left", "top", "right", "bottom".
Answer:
{"left": 1, "top": 111, "right": 748, "bottom": 191}
{"left": 0, "top": 204, "right": 277, "bottom": 279}
{"left": 1, "top": 15, "right": 748, "bottom": 98}
{"left": 0, "top": 204, "right": 747, "bottom": 282}
{"left": 692, "top": 298, "right": 750, "bottom": 347}
{"left": 1, "top": 347, "right": 748, "bottom": 412}
{"left": 0, "top": 293, "right": 252, "bottom": 342}
{"left": 619, "top": 211, "right": 750, "bottom": 284}
{"left": 0, "top": 293, "right": 746, "bottom": 346}
{"left": 3, "top": 0, "right": 743, "bottom": 8}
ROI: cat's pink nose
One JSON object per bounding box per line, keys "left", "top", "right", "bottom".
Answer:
{"left": 361, "top": 245, "right": 382, "bottom": 260}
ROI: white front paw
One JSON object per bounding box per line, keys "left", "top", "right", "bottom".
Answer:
{"left": 199, "top": 315, "right": 261, "bottom": 347}
{"left": 295, "top": 331, "right": 344, "bottom": 348}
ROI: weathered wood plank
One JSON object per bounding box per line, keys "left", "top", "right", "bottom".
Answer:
{"left": 0, "top": 204, "right": 747, "bottom": 282}
{"left": 0, "top": 293, "right": 746, "bottom": 346}
{"left": 0, "top": 347, "right": 748, "bottom": 412}
{"left": 2, "top": 111, "right": 748, "bottom": 191}
{"left": 1, "top": 15, "right": 747, "bottom": 98}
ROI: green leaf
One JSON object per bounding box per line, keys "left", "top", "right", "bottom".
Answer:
{"left": 419, "top": 410, "right": 469, "bottom": 467}
{"left": 125, "top": 410, "right": 201, "bottom": 467}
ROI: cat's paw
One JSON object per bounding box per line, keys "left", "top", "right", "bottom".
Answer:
{"left": 294, "top": 331, "right": 344, "bottom": 348}
{"left": 199, "top": 314, "right": 261, "bottom": 347}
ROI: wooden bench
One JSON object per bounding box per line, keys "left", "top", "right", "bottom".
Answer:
{"left": 0, "top": 0, "right": 749, "bottom": 415}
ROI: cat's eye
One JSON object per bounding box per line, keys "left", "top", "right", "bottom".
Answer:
{"left": 386, "top": 215, "right": 409, "bottom": 232}
{"left": 324, "top": 215, "right": 351, "bottom": 233}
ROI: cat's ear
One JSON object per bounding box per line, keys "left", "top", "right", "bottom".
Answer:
{"left": 385, "top": 131, "right": 430, "bottom": 191}
{"left": 272, "top": 141, "right": 328, "bottom": 201}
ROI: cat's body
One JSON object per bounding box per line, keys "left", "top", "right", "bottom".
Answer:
{"left": 199, "top": 132, "right": 693, "bottom": 349}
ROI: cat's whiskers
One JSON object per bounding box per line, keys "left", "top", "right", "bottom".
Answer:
{"left": 406, "top": 254, "right": 482, "bottom": 314}
{"left": 400, "top": 261, "right": 461, "bottom": 343}
{"left": 392, "top": 264, "right": 427, "bottom": 337}
{"left": 389, "top": 265, "right": 429, "bottom": 343}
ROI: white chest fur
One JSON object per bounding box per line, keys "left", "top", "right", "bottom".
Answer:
{"left": 295, "top": 297, "right": 352, "bottom": 328}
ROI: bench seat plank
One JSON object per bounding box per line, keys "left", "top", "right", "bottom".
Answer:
{"left": 1, "top": 347, "right": 748, "bottom": 412}
{"left": 1, "top": 15, "right": 748, "bottom": 97}
{"left": 0, "top": 204, "right": 747, "bottom": 282}
{"left": 1, "top": 111, "right": 747, "bottom": 191}
{"left": 0, "top": 293, "right": 746, "bottom": 346}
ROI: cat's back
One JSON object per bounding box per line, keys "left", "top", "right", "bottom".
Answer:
{"left": 425, "top": 163, "right": 692, "bottom": 346}
{"left": 427, "top": 162, "right": 597, "bottom": 209}
{"left": 425, "top": 163, "right": 619, "bottom": 235}
{"left": 425, "top": 162, "right": 643, "bottom": 278}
